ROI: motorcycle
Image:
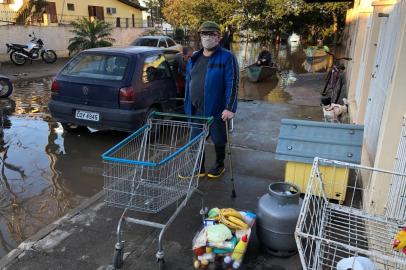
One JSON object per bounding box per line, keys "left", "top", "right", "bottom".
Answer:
{"left": 6, "top": 32, "right": 57, "bottom": 66}
{"left": 0, "top": 75, "right": 13, "bottom": 98}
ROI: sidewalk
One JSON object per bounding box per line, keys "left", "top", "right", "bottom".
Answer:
{"left": 0, "top": 74, "right": 323, "bottom": 270}
{"left": 0, "top": 58, "right": 70, "bottom": 82}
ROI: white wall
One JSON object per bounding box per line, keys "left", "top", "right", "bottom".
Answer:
{"left": 0, "top": 25, "right": 148, "bottom": 62}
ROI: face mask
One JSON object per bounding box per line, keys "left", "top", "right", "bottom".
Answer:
{"left": 201, "top": 35, "right": 219, "bottom": 50}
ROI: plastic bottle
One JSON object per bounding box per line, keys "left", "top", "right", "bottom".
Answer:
{"left": 231, "top": 235, "right": 248, "bottom": 262}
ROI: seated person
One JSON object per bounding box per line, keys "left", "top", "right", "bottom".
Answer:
{"left": 256, "top": 45, "right": 272, "bottom": 66}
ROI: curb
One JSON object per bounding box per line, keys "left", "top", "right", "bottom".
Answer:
{"left": 0, "top": 190, "right": 105, "bottom": 269}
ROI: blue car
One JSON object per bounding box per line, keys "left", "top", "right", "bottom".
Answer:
{"left": 49, "top": 47, "right": 180, "bottom": 132}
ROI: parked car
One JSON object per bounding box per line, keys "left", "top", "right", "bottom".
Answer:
{"left": 131, "top": 36, "right": 182, "bottom": 51}
{"left": 48, "top": 47, "right": 181, "bottom": 132}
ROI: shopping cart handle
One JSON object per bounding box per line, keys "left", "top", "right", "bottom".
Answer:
{"left": 150, "top": 111, "right": 214, "bottom": 125}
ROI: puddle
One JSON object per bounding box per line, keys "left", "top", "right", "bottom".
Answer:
{"left": 0, "top": 78, "right": 127, "bottom": 257}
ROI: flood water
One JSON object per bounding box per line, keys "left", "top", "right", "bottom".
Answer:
{"left": 0, "top": 43, "right": 332, "bottom": 257}
{"left": 0, "top": 78, "right": 128, "bottom": 257}
{"left": 233, "top": 42, "right": 333, "bottom": 102}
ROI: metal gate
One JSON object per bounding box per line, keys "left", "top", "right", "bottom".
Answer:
{"left": 364, "top": 1, "right": 404, "bottom": 163}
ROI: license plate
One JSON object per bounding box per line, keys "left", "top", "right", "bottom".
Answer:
{"left": 75, "top": 110, "right": 100, "bottom": 122}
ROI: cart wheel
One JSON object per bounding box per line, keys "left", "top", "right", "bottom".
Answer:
{"left": 113, "top": 248, "right": 124, "bottom": 269}
{"left": 157, "top": 258, "right": 165, "bottom": 270}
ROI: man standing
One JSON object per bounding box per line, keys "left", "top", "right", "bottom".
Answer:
{"left": 173, "top": 46, "right": 193, "bottom": 97}
{"left": 184, "top": 21, "right": 239, "bottom": 179}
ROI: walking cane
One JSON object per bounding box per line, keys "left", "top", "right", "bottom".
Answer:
{"left": 226, "top": 119, "right": 236, "bottom": 198}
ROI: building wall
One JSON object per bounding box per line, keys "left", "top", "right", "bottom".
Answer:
{"left": 138, "top": 0, "right": 151, "bottom": 27}
{"left": 369, "top": 0, "right": 406, "bottom": 214}
{"left": 344, "top": 0, "right": 406, "bottom": 214}
{"left": 0, "top": 25, "right": 148, "bottom": 62}
{"left": 0, "top": 0, "right": 24, "bottom": 12}
{"left": 0, "top": 0, "right": 143, "bottom": 26}
{"left": 52, "top": 0, "right": 143, "bottom": 25}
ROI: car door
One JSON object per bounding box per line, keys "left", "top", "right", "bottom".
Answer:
{"left": 137, "top": 53, "right": 177, "bottom": 112}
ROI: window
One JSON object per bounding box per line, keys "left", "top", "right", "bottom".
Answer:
{"left": 116, "top": 17, "right": 120, "bottom": 27}
{"left": 166, "top": 38, "right": 176, "bottom": 47}
{"left": 158, "top": 39, "right": 167, "bottom": 48}
{"left": 106, "top": 7, "right": 116, "bottom": 14}
{"left": 67, "top": 3, "right": 74, "bottom": 11}
{"left": 142, "top": 55, "right": 171, "bottom": 83}
{"left": 131, "top": 38, "right": 158, "bottom": 47}
{"left": 88, "top": 6, "right": 104, "bottom": 20}
{"left": 45, "top": 2, "right": 58, "bottom": 23}
{"left": 61, "top": 54, "right": 129, "bottom": 81}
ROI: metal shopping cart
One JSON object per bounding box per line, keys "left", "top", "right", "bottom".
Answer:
{"left": 102, "top": 112, "right": 212, "bottom": 269}
{"left": 295, "top": 157, "right": 406, "bottom": 270}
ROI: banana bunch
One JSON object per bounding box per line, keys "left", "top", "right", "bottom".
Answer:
{"left": 209, "top": 208, "right": 249, "bottom": 231}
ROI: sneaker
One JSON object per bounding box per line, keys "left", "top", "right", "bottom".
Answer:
{"left": 207, "top": 163, "right": 225, "bottom": 179}
{"left": 179, "top": 169, "right": 206, "bottom": 179}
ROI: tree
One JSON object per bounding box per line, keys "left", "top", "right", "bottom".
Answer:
{"left": 143, "top": 0, "right": 166, "bottom": 26}
{"left": 162, "top": 0, "right": 350, "bottom": 45}
{"left": 287, "top": 1, "right": 350, "bottom": 45}
{"left": 68, "top": 18, "right": 115, "bottom": 55}
{"left": 16, "top": 0, "right": 48, "bottom": 25}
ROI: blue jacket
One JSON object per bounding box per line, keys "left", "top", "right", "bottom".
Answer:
{"left": 184, "top": 46, "right": 239, "bottom": 119}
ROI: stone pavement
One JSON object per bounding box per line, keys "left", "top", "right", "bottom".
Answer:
{"left": 0, "top": 73, "right": 324, "bottom": 270}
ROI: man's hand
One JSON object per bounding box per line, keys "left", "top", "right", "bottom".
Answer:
{"left": 222, "top": 110, "right": 234, "bottom": 121}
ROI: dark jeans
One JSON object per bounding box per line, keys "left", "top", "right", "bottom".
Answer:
{"left": 191, "top": 106, "right": 227, "bottom": 171}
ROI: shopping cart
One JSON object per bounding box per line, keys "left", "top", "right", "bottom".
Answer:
{"left": 295, "top": 157, "right": 406, "bottom": 270}
{"left": 102, "top": 112, "right": 212, "bottom": 269}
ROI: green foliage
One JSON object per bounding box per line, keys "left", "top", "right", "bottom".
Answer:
{"left": 162, "top": 0, "right": 350, "bottom": 45}
{"left": 141, "top": 28, "right": 164, "bottom": 36}
{"left": 174, "top": 28, "right": 185, "bottom": 40}
{"left": 68, "top": 18, "right": 115, "bottom": 55}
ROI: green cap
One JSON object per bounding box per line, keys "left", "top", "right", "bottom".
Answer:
{"left": 198, "top": 21, "right": 220, "bottom": 33}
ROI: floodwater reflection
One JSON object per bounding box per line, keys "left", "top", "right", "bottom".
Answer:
{"left": 233, "top": 43, "right": 332, "bottom": 102}
{"left": 0, "top": 78, "right": 126, "bottom": 257}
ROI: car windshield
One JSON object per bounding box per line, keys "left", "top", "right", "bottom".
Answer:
{"left": 132, "top": 38, "right": 158, "bottom": 47}
{"left": 61, "top": 54, "right": 129, "bottom": 80}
